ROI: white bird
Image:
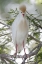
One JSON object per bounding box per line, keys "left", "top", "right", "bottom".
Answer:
{"left": 12, "top": 5, "right": 29, "bottom": 56}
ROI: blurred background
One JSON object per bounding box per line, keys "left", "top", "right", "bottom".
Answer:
{"left": 0, "top": 0, "right": 42, "bottom": 64}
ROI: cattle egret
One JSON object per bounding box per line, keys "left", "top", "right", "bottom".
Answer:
{"left": 12, "top": 5, "right": 29, "bottom": 56}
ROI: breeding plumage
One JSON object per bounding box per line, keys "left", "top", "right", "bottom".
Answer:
{"left": 12, "top": 5, "right": 29, "bottom": 56}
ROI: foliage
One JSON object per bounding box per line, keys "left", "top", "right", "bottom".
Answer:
{"left": 36, "top": 0, "right": 42, "bottom": 4}
{"left": 0, "top": 1, "right": 42, "bottom": 64}
{"left": 37, "top": 47, "right": 42, "bottom": 64}
{"left": 6, "top": 8, "right": 19, "bottom": 25}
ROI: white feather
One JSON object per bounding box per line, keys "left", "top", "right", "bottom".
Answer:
{"left": 12, "top": 12, "right": 29, "bottom": 52}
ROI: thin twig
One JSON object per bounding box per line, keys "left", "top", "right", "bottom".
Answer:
{"left": 0, "top": 42, "right": 42, "bottom": 64}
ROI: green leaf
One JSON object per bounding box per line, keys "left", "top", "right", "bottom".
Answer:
{"left": 7, "top": 19, "right": 14, "bottom": 25}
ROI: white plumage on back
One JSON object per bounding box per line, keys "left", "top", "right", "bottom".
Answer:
{"left": 12, "top": 5, "right": 29, "bottom": 53}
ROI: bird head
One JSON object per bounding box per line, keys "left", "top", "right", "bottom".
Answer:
{"left": 19, "top": 5, "right": 26, "bottom": 17}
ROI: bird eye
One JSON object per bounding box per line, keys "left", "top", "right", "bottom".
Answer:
{"left": 21, "top": 12, "right": 22, "bottom": 13}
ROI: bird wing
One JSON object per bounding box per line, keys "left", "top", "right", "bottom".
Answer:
{"left": 12, "top": 14, "right": 24, "bottom": 52}
{"left": 12, "top": 14, "right": 21, "bottom": 44}
{"left": 12, "top": 13, "right": 29, "bottom": 52}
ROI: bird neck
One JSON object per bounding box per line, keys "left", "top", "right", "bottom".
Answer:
{"left": 20, "top": 13, "right": 26, "bottom": 18}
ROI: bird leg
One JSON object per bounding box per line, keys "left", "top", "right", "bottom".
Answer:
{"left": 23, "top": 41, "right": 26, "bottom": 54}
{"left": 16, "top": 43, "right": 18, "bottom": 55}
{"left": 14, "top": 43, "right": 18, "bottom": 57}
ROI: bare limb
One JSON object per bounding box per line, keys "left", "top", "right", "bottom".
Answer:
{"left": 0, "top": 42, "right": 42, "bottom": 64}
{"left": 0, "top": 22, "right": 10, "bottom": 29}
{"left": 28, "top": 34, "right": 42, "bottom": 43}
{"left": 0, "top": 33, "right": 11, "bottom": 37}
{"left": 26, "top": 11, "right": 42, "bottom": 29}
{"left": 21, "top": 42, "right": 42, "bottom": 64}
{"left": 0, "top": 32, "right": 42, "bottom": 44}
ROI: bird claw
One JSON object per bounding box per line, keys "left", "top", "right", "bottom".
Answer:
{"left": 14, "top": 53, "right": 17, "bottom": 58}
{"left": 23, "top": 53, "right": 28, "bottom": 59}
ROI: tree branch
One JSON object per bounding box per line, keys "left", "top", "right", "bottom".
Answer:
{"left": 0, "top": 33, "right": 11, "bottom": 37}
{"left": 21, "top": 42, "right": 42, "bottom": 64}
{"left": 28, "top": 34, "right": 42, "bottom": 43}
{"left": 0, "top": 32, "right": 42, "bottom": 44}
{"left": 0, "top": 42, "right": 42, "bottom": 64}
{"left": 0, "top": 22, "right": 10, "bottom": 29}
{"left": 26, "top": 11, "right": 42, "bottom": 29}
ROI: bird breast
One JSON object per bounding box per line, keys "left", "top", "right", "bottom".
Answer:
{"left": 16, "top": 18, "right": 28, "bottom": 44}
{"left": 17, "top": 19, "right": 28, "bottom": 32}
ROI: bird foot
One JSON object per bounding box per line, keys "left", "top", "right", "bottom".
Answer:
{"left": 23, "top": 53, "right": 28, "bottom": 58}
{"left": 24, "top": 53, "right": 29, "bottom": 58}
{"left": 22, "top": 53, "right": 26, "bottom": 59}
{"left": 14, "top": 53, "right": 17, "bottom": 58}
